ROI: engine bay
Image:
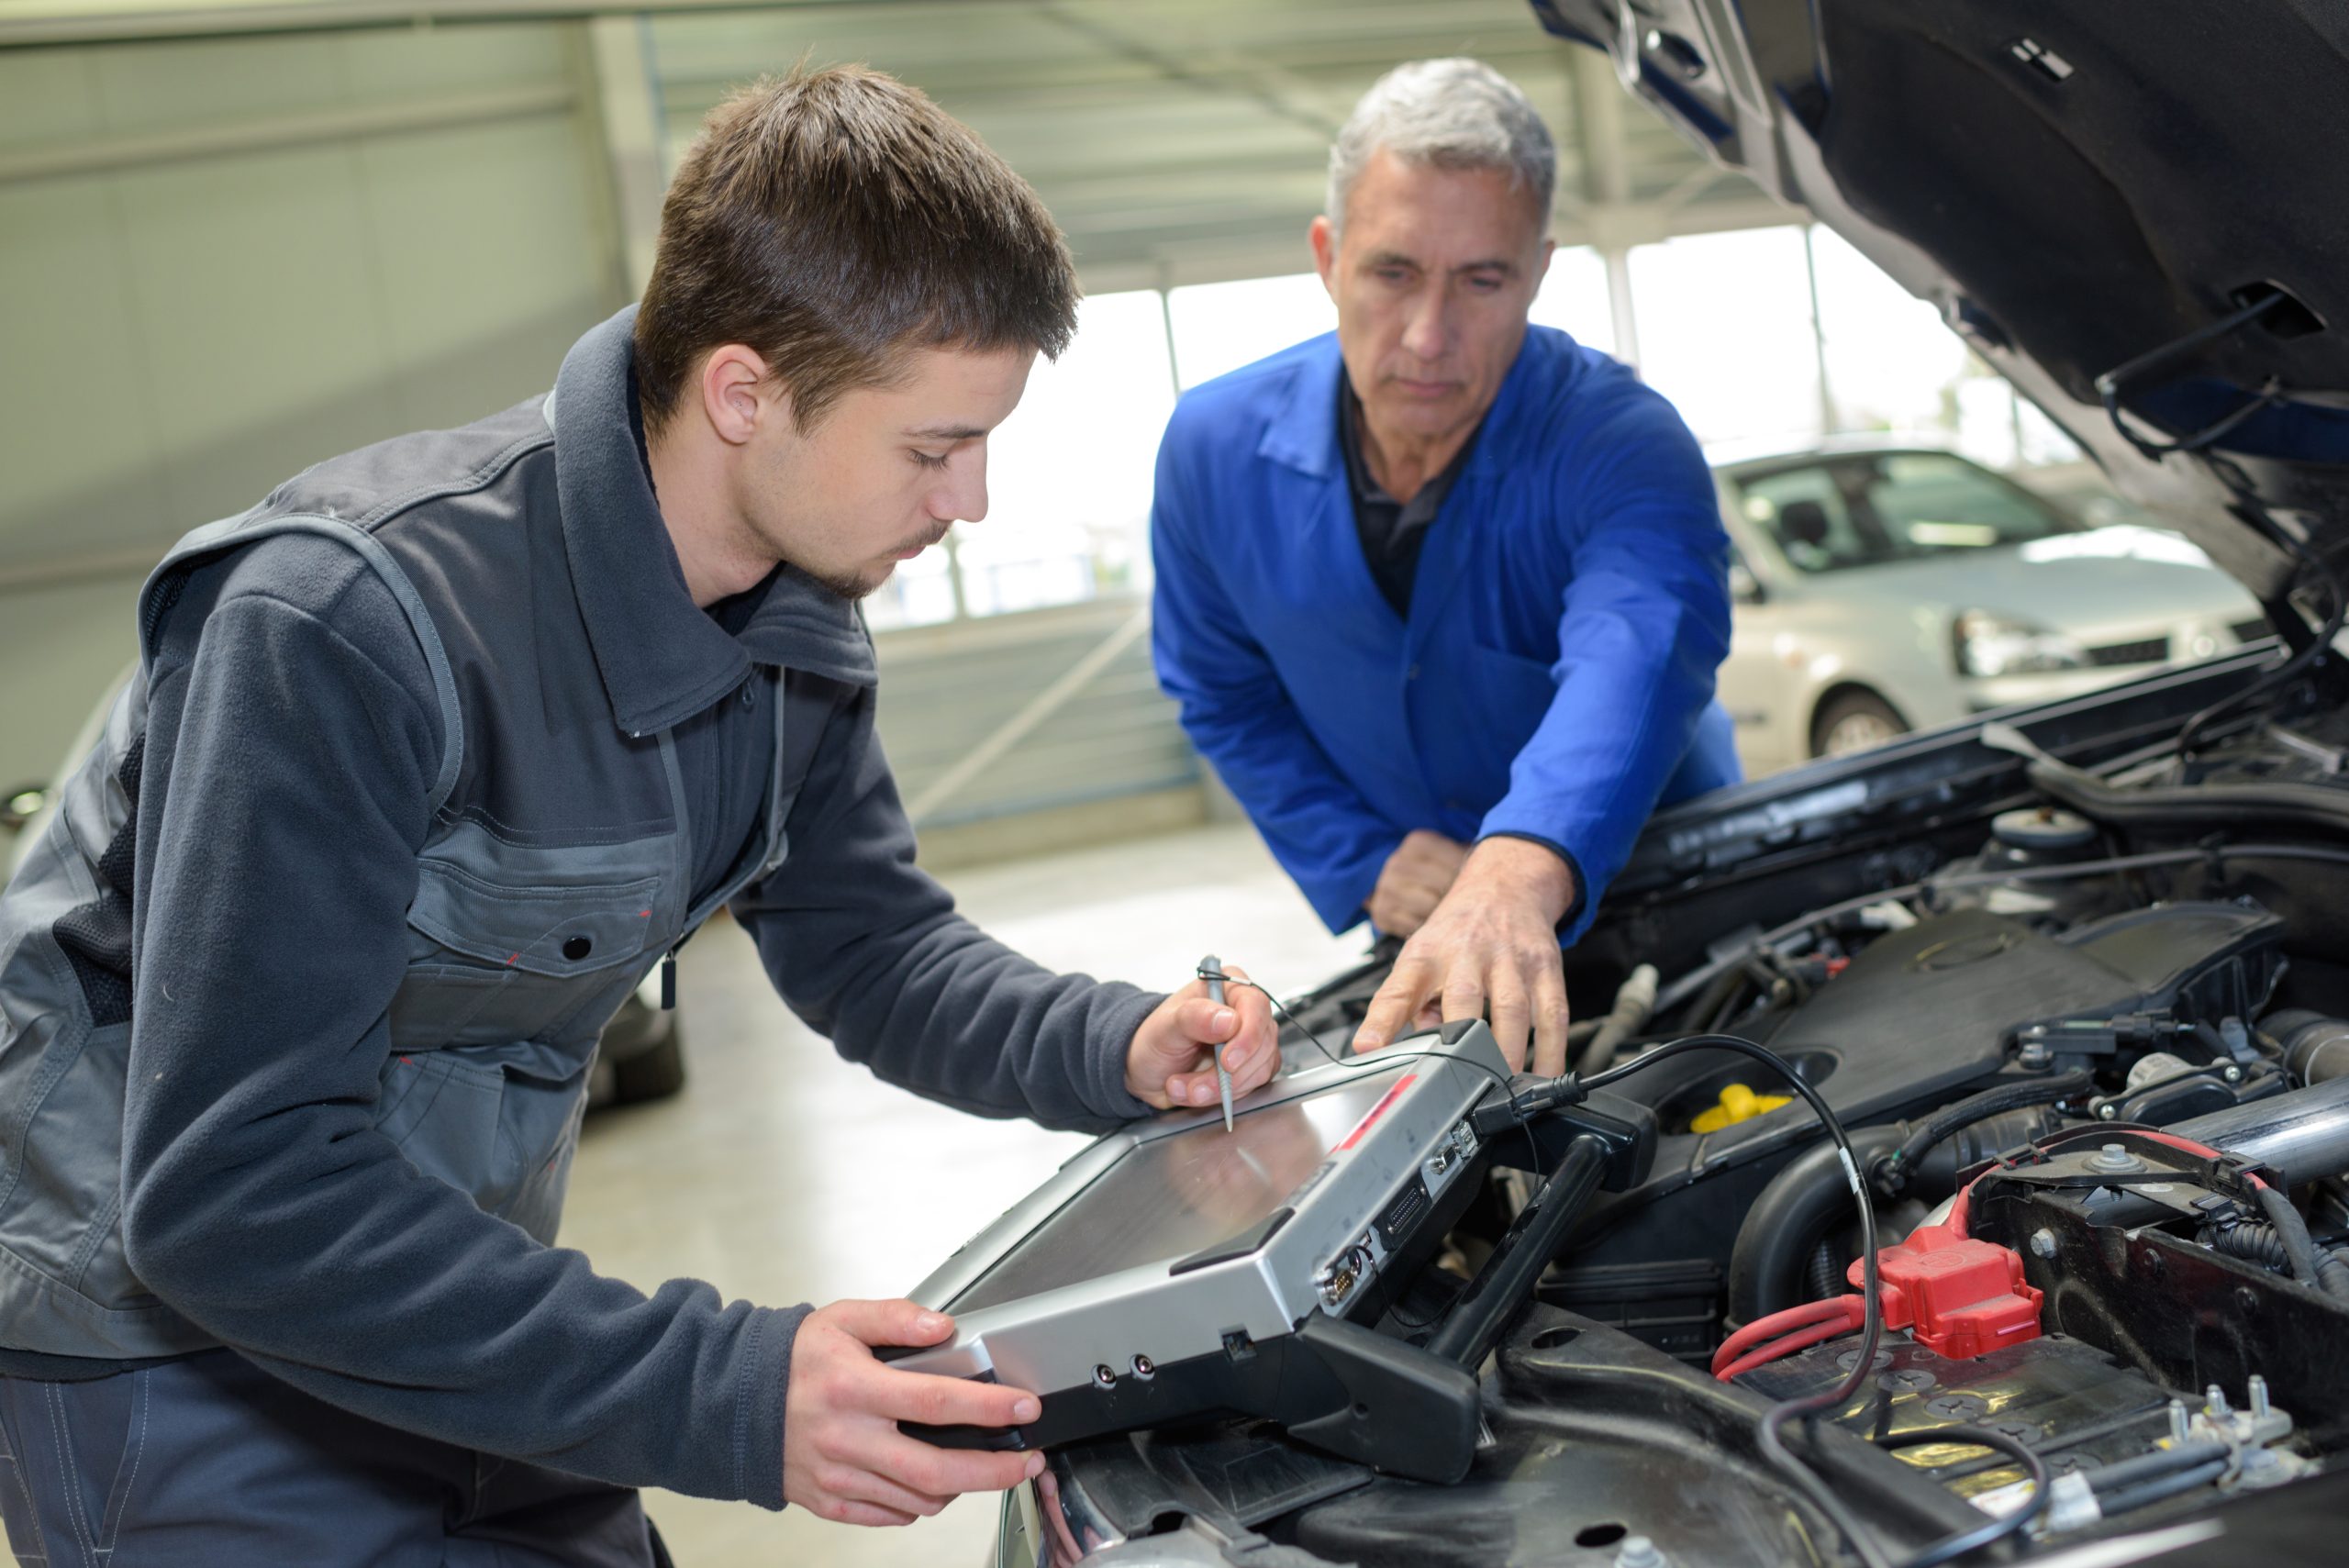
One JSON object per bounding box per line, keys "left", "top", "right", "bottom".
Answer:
{"left": 1018, "top": 681, "right": 2349, "bottom": 1567}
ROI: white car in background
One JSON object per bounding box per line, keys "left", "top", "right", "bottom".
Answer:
{"left": 1712, "top": 446, "right": 2270, "bottom": 775}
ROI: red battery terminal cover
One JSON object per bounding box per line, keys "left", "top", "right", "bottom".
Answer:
{"left": 1844, "top": 1223, "right": 2043, "bottom": 1360}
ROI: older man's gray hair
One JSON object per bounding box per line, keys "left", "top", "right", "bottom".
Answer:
{"left": 1327, "top": 58, "right": 1556, "bottom": 235}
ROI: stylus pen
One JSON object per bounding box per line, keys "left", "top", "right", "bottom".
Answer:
{"left": 1202, "top": 953, "right": 1235, "bottom": 1132}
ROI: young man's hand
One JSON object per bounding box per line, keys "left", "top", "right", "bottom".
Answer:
{"left": 1125, "top": 962, "right": 1281, "bottom": 1110}
{"left": 1366, "top": 829, "right": 1469, "bottom": 938}
{"left": 783, "top": 1300, "right": 1043, "bottom": 1526}
{"left": 1351, "top": 838, "right": 1574, "bottom": 1076}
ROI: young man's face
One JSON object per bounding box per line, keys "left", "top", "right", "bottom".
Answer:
{"left": 742, "top": 345, "right": 1035, "bottom": 600}
{"left": 1311, "top": 148, "right": 1552, "bottom": 451}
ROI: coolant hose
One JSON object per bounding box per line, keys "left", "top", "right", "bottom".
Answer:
{"left": 1875, "top": 1071, "right": 2092, "bottom": 1195}
{"left": 2027, "top": 756, "right": 2349, "bottom": 837}
{"left": 1727, "top": 1125, "right": 1905, "bottom": 1325}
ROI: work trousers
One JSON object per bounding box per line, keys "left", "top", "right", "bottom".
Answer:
{"left": 0, "top": 1349, "right": 664, "bottom": 1567}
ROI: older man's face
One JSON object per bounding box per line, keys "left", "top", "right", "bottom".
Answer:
{"left": 1312, "top": 148, "right": 1552, "bottom": 455}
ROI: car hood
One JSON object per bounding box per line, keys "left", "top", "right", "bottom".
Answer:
{"left": 1531, "top": 0, "right": 2349, "bottom": 607}
{"left": 1785, "top": 528, "right": 2261, "bottom": 638}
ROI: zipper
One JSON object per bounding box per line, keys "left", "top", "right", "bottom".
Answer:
{"left": 649, "top": 673, "right": 796, "bottom": 1015}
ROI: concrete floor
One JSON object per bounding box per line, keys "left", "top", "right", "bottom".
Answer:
{"left": 561, "top": 821, "right": 1364, "bottom": 1568}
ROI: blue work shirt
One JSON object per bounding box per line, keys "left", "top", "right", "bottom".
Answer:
{"left": 1151, "top": 327, "right": 1741, "bottom": 940}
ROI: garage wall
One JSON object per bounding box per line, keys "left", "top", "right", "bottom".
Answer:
{"left": 0, "top": 23, "right": 625, "bottom": 788}
{"left": 0, "top": 2, "right": 1804, "bottom": 840}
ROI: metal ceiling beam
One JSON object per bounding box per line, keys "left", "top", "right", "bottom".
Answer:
{"left": 0, "top": 81, "right": 574, "bottom": 183}
{"left": 0, "top": 0, "right": 941, "bottom": 49}
{"left": 1030, "top": 1, "right": 1342, "bottom": 141}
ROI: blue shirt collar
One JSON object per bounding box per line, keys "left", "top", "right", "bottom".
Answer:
{"left": 1259, "top": 328, "right": 1564, "bottom": 485}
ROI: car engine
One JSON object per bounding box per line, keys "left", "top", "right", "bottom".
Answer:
{"left": 1012, "top": 675, "right": 2349, "bottom": 1567}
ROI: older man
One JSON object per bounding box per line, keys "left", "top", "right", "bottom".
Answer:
{"left": 1152, "top": 59, "right": 1740, "bottom": 1077}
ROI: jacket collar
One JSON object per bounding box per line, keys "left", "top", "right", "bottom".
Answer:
{"left": 547, "top": 308, "right": 876, "bottom": 739}
{"left": 1258, "top": 328, "right": 1562, "bottom": 485}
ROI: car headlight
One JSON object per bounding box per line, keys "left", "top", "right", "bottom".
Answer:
{"left": 1952, "top": 610, "right": 2087, "bottom": 677}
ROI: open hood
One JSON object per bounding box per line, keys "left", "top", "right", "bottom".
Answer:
{"left": 1531, "top": 0, "right": 2349, "bottom": 613}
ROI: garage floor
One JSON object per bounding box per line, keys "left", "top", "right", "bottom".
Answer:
{"left": 560, "top": 820, "right": 1363, "bottom": 1567}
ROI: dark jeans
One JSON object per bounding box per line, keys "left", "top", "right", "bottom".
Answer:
{"left": 0, "top": 1350, "right": 661, "bottom": 1567}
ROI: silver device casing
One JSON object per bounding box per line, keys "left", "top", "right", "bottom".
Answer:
{"left": 895, "top": 1023, "right": 1509, "bottom": 1398}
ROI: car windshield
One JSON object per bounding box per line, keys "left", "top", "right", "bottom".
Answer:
{"left": 1735, "top": 452, "right": 2079, "bottom": 574}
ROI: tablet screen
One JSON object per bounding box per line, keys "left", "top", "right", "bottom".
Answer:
{"left": 948, "top": 1063, "right": 1413, "bottom": 1314}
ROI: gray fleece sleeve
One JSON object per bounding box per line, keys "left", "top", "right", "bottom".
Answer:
{"left": 732, "top": 686, "right": 1160, "bottom": 1134}
{"left": 118, "top": 546, "right": 797, "bottom": 1509}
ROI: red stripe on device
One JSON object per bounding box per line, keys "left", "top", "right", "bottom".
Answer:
{"left": 1335, "top": 1074, "right": 1417, "bottom": 1151}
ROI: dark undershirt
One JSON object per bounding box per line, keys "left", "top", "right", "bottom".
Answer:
{"left": 1337, "top": 379, "right": 1586, "bottom": 931}
{"left": 1337, "top": 376, "right": 1483, "bottom": 618}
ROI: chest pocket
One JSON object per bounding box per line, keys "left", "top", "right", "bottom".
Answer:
{"left": 392, "top": 848, "right": 673, "bottom": 1058}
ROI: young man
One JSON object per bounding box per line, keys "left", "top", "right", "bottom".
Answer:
{"left": 1152, "top": 60, "right": 1740, "bottom": 1079}
{"left": 0, "top": 66, "right": 1276, "bottom": 1562}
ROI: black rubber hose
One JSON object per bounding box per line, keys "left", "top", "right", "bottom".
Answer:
{"left": 2027, "top": 756, "right": 2349, "bottom": 838}
{"left": 2084, "top": 1440, "right": 2230, "bottom": 1495}
{"left": 1728, "top": 1125, "right": 1906, "bottom": 1324}
{"left": 2250, "top": 1182, "right": 2343, "bottom": 1298}
{"left": 1875, "top": 1072, "right": 2092, "bottom": 1195}
{"left": 1683, "top": 962, "right": 1750, "bottom": 1035}
{"left": 2094, "top": 1458, "right": 2231, "bottom": 1518}
{"left": 1804, "top": 1240, "right": 1842, "bottom": 1302}
{"left": 2207, "top": 1222, "right": 2292, "bottom": 1273}
{"left": 2322, "top": 1246, "right": 2349, "bottom": 1301}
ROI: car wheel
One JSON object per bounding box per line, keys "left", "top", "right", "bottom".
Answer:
{"left": 610, "top": 1027, "right": 686, "bottom": 1104}
{"left": 1811, "top": 689, "right": 1909, "bottom": 758}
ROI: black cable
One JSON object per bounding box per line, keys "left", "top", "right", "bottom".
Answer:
{"left": 2176, "top": 574, "right": 2345, "bottom": 760}
{"left": 1875, "top": 1423, "right": 2051, "bottom": 1568}
{"left": 2082, "top": 1440, "right": 2230, "bottom": 1496}
{"left": 2168, "top": 412, "right": 2349, "bottom": 759}
{"left": 2094, "top": 1457, "right": 2230, "bottom": 1519}
{"left": 1586, "top": 1034, "right": 1893, "bottom": 1568}
{"left": 1876, "top": 1071, "right": 2092, "bottom": 1195}
{"left": 2092, "top": 289, "right": 2288, "bottom": 463}
{"left": 2250, "top": 1180, "right": 2346, "bottom": 1299}
{"left": 2205, "top": 1220, "right": 2293, "bottom": 1273}
{"left": 1197, "top": 965, "right": 1541, "bottom": 1174}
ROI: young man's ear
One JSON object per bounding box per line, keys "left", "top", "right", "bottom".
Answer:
{"left": 697, "top": 344, "right": 779, "bottom": 447}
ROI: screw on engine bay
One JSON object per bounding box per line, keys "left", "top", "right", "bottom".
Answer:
{"left": 2224, "top": 1064, "right": 2243, "bottom": 1083}
{"left": 2167, "top": 1400, "right": 2192, "bottom": 1443}
{"left": 2206, "top": 1385, "right": 2230, "bottom": 1418}
{"left": 2087, "top": 1142, "right": 2144, "bottom": 1173}
{"left": 2030, "top": 1229, "right": 2058, "bottom": 1259}
{"left": 2250, "top": 1374, "right": 2271, "bottom": 1419}
{"left": 2098, "top": 1102, "right": 2119, "bottom": 1119}
{"left": 1614, "top": 1537, "right": 1666, "bottom": 1568}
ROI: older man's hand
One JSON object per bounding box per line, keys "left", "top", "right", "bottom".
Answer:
{"left": 1351, "top": 838, "right": 1574, "bottom": 1076}
{"left": 1366, "top": 829, "right": 1470, "bottom": 938}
